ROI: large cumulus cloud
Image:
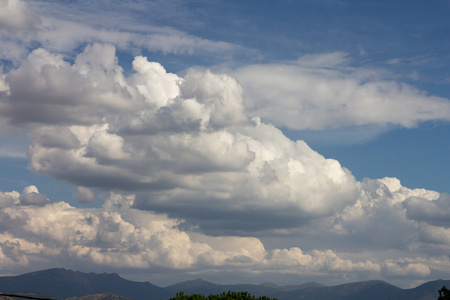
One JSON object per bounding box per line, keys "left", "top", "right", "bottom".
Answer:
{"left": 5, "top": 44, "right": 136, "bottom": 125}
{"left": 330, "top": 177, "right": 441, "bottom": 249}
{"left": 1, "top": 43, "right": 450, "bottom": 286}
{"left": 0, "top": 188, "right": 256, "bottom": 271}
{"left": 1, "top": 44, "right": 361, "bottom": 233}
{"left": 0, "top": 182, "right": 449, "bottom": 286}
{"left": 0, "top": 187, "right": 382, "bottom": 282}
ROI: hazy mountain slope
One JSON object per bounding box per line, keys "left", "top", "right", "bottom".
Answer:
{"left": 1, "top": 269, "right": 449, "bottom": 300}
{"left": 273, "top": 280, "right": 401, "bottom": 300}
{"left": 400, "top": 279, "right": 450, "bottom": 300}
{"left": 165, "top": 279, "right": 326, "bottom": 297}
{"left": 165, "top": 279, "right": 227, "bottom": 295}
{"left": 66, "top": 293, "right": 133, "bottom": 300}
{"left": 0, "top": 268, "right": 170, "bottom": 300}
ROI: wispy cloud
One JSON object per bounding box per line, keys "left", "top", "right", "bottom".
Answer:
{"left": 0, "top": 0, "right": 250, "bottom": 62}
{"left": 233, "top": 53, "right": 450, "bottom": 131}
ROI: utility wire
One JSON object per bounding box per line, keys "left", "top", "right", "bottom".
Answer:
{"left": 0, "top": 293, "right": 54, "bottom": 300}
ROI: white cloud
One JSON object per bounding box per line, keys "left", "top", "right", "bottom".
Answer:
{"left": 0, "top": 44, "right": 449, "bottom": 285}
{"left": 403, "top": 193, "right": 450, "bottom": 227}
{"left": 18, "top": 185, "right": 49, "bottom": 206}
{"left": 417, "top": 224, "right": 450, "bottom": 245}
{"left": 2, "top": 45, "right": 448, "bottom": 248}
{"left": 383, "top": 259, "right": 431, "bottom": 277}
{"left": 4, "top": 183, "right": 446, "bottom": 286}
{"left": 295, "top": 52, "right": 350, "bottom": 68}
{"left": 0, "top": 190, "right": 208, "bottom": 270}
{"left": 330, "top": 178, "right": 443, "bottom": 250}
{"left": 5, "top": 45, "right": 137, "bottom": 126}
{"left": 7, "top": 186, "right": 444, "bottom": 285}
{"left": 131, "top": 56, "right": 181, "bottom": 108}
{"left": 0, "top": 189, "right": 381, "bottom": 278}
{"left": 0, "top": 0, "right": 40, "bottom": 31}
{"left": 269, "top": 247, "right": 380, "bottom": 274}
{"left": 34, "top": 126, "right": 81, "bottom": 149}
{"left": 0, "top": 68, "right": 9, "bottom": 94}
{"left": 0, "top": 190, "right": 19, "bottom": 207}
{"left": 75, "top": 187, "right": 97, "bottom": 204}
{"left": 0, "top": 0, "right": 247, "bottom": 62}
{"left": 0, "top": 45, "right": 361, "bottom": 233}
{"left": 233, "top": 54, "right": 450, "bottom": 130}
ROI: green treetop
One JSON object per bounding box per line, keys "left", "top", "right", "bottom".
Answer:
{"left": 439, "top": 286, "right": 450, "bottom": 300}
{"left": 170, "top": 291, "right": 277, "bottom": 300}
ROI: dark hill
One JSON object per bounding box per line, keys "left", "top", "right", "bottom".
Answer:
{"left": 166, "top": 279, "right": 227, "bottom": 295}
{"left": 0, "top": 268, "right": 170, "bottom": 300}
{"left": 401, "top": 279, "right": 450, "bottom": 300}
{"left": 276, "top": 280, "right": 402, "bottom": 300}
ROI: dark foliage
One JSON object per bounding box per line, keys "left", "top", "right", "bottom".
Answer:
{"left": 439, "top": 286, "right": 450, "bottom": 300}
{"left": 169, "top": 291, "right": 277, "bottom": 300}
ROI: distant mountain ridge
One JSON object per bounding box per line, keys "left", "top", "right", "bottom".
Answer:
{"left": 0, "top": 268, "right": 448, "bottom": 300}
{"left": 66, "top": 293, "right": 133, "bottom": 300}
{"left": 165, "top": 278, "right": 326, "bottom": 298}
{"left": 0, "top": 268, "right": 170, "bottom": 300}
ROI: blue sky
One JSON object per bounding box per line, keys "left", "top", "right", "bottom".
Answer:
{"left": 0, "top": 0, "right": 449, "bottom": 288}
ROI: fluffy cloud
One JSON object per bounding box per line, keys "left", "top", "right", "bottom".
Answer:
{"left": 0, "top": 0, "right": 41, "bottom": 62}
{"left": 403, "top": 193, "right": 450, "bottom": 227}
{"left": 4, "top": 45, "right": 136, "bottom": 126}
{"left": 233, "top": 53, "right": 450, "bottom": 130}
{"left": 330, "top": 177, "right": 444, "bottom": 250}
{"left": 1, "top": 184, "right": 448, "bottom": 286}
{"left": 1, "top": 43, "right": 450, "bottom": 285}
{"left": 0, "top": 188, "right": 383, "bottom": 279}
{"left": 383, "top": 260, "right": 431, "bottom": 277}
{"left": 2, "top": 43, "right": 450, "bottom": 241}
{"left": 75, "top": 187, "right": 97, "bottom": 204}
{"left": 1, "top": 44, "right": 361, "bottom": 234}
{"left": 269, "top": 247, "right": 380, "bottom": 274}
{"left": 18, "top": 185, "right": 49, "bottom": 206}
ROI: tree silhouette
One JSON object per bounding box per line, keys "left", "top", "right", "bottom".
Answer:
{"left": 169, "top": 291, "right": 277, "bottom": 300}
{"left": 439, "top": 286, "right": 450, "bottom": 300}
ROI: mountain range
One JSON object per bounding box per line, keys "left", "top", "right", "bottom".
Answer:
{"left": 0, "top": 269, "right": 447, "bottom": 300}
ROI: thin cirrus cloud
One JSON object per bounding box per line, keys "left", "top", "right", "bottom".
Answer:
{"left": 0, "top": 0, "right": 247, "bottom": 62}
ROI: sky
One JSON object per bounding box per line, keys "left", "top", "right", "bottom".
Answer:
{"left": 0, "top": 0, "right": 449, "bottom": 289}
